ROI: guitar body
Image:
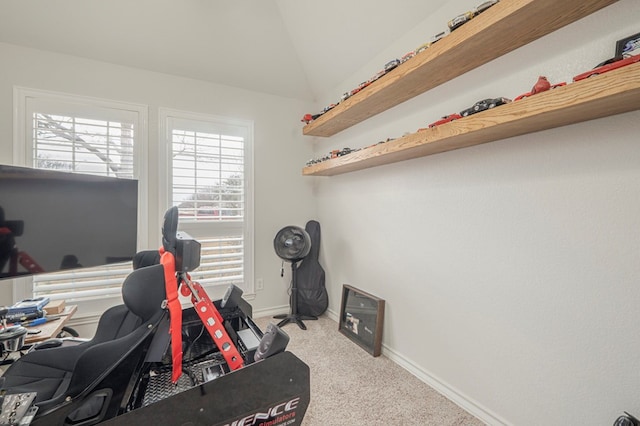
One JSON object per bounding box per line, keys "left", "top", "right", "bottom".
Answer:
{"left": 295, "top": 220, "right": 329, "bottom": 317}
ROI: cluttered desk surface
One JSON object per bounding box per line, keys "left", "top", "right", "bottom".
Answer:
{"left": 24, "top": 304, "right": 77, "bottom": 344}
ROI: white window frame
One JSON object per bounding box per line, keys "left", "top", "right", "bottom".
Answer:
{"left": 12, "top": 86, "right": 149, "bottom": 315}
{"left": 159, "top": 107, "right": 254, "bottom": 299}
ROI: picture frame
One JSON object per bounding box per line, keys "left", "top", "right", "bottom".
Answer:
{"left": 338, "top": 284, "right": 385, "bottom": 357}
{"left": 615, "top": 32, "right": 640, "bottom": 58}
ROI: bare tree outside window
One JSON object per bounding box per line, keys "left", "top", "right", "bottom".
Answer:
{"left": 34, "top": 113, "right": 134, "bottom": 179}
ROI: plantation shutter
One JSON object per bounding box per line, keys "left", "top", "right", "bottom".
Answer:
{"left": 165, "top": 113, "right": 252, "bottom": 291}
{"left": 33, "top": 263, "right": 132, "bottom": 302}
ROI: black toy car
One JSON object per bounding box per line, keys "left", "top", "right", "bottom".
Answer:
{"left": 460, "top": 97, "right": 511, "bottom": 116}
{"left": 337, "top": 147, "right": 356, "bottom": 157}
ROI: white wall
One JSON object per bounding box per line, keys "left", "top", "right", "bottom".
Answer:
{"left": 1, "top": 2, "right": 639, "bottom": 424}
{"left": 0, "top": 41, "right": 316, "bottom": 313}
{"left": 312, "top": 1, "right": 640, "bottom": 425}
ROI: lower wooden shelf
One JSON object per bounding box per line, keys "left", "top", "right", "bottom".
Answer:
{"left": 302, "top": 61, "right": 640, "bottom": 177}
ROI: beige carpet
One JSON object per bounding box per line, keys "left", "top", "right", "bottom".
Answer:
{"left": 254, "top": 315, "right": 483, "bottom": 426}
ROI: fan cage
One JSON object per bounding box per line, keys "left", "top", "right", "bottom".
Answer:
{"left": 273, "top": 226, "right": 311, "bottom": 262}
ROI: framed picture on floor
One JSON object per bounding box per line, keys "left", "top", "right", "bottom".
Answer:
{"left": 338, "top": 284, "right": 385, "bottom": 357}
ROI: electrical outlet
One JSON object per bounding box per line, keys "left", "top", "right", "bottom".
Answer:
{"left": 256, "top": 278, "right": 264, "bottom": 291}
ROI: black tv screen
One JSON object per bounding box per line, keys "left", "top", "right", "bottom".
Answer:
{"left": 0, "top": 164, "right": 138, "bottom": 280}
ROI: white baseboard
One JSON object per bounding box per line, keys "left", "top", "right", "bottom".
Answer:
{"left": 326, "top": 308, "right": 339, "bottom": 322}
{"left": 326, "top": 307, "right": 507, "bottom": 425}
{"left": 252, "top": 304, "right": 290, "bottom": 319}
{"left": 381, "top": 343, "right": 510, "bottom": 426}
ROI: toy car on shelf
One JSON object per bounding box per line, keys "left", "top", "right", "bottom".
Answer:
{"left": 401, "top": 51, "right": 416, "bottom": 63}
{"left": 460, "top": 97, "right": 511, "bottom": 117}
{"left": 301, "top": 101, "right": 340, "bottom": 124}
{"left": 415, "top": 31, "right": 447, "bottom": 55}
{"left": 301, "top": 113, "right": 323, "bottom": 124}
{"left": 337, "top": 147, "right": 357, "bottom": 157}
{"left": 475, "top": 0, "right": 499, "bottom": 15}
{"left": 415, "top": 42, "right": 432, "bottom": 55}
{"left": 368, "top": 69, "right": 387, "bottom": 84}
{"left": 428, "top": 113, "right": 462, "bottom": 128}
{"left": 330, "top": 147, "right": 356, "bottom": 158}
{"left": 306, "top": 153, "right": 331, "bottom": 166}
{"left": 448, "top": 11, "right": 475, "bottom": 31}
{"left": 448, "top": 1, "right": 498, "bottom": 32}
{"left": 384, "top": 59, "right": 401, "bottom": 72}
{"left": 322, "top": 103, "right": 337, "bottom": 113}
{"left": 572, "top": 54, "right": 640, "bottom": 81}
{"left": 349, "top": 81, "right": 371, "bottom": 96}
{"left": 513, "top": 76, "right": 566, "bottom": 101}
{"left": 361, "top": 138, "right": 391, "bottom": 149}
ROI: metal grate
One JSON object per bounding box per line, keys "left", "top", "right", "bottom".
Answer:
{"left": 141, "top": 353, "right": 228, "bottom": 407}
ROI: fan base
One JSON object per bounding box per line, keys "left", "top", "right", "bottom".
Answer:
{"left": 273, "top": 314, "right": 318, "bottom": 330}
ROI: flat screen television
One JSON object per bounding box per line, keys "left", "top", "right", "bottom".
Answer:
{"left": 0, "top": 164, "right": 138, "bottom": 280}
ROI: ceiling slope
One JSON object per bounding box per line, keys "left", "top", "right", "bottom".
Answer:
{"left": 0, "top": 0, "right": 448, "bottom": 101}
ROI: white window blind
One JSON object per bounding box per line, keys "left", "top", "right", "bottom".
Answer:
{"left": 33, "top": 263, "right": 132, "bottom": 302}
{"left": 15, "top": 88, "right": 146, "bottom": 304}
{"left": 189, "top": 237, "right": 244, "bottom": 286}
{"left": 171, "top": 129, "right": 244, "bottom": 221}
{"left": 32, "top": 113, "right": 134, "bottom": 178}
{"left": 162, "top": 110, "right": 253, "bottom": 293}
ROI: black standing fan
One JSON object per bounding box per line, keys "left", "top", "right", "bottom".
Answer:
{"left": 273, "top": 226, "right": 316, "bottom": 330}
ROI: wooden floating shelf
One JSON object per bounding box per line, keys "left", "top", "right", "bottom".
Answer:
{"left": 302, "top": 0, "right": 619, "bottom": 138}
{"left": 302, "top": 62, "right": 640, "bottom": 176}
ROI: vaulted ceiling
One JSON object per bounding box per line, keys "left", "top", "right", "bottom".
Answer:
{"left": 0, "top": 0, "right": 448, "bottom": 101}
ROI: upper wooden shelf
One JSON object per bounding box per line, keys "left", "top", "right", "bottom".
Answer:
{"left": 302, "top": 62, "right": 640, "bottom": 176}
{"left": 302, "top": 0, "right": 619, "bottom": 138}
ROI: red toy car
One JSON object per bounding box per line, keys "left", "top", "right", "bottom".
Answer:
{"left": 514, "top": 76, "right": 566, "bottom": 101}
{"left": 301, "top": 112, "right": 323, "bottom": 124}
{"left": 428, "top": 113, "right": 462, "bottom": 128}
{"left": 573, "top": 54, "right": 640, "bottom": 82}
{"left": 349, "top": 81, "right": 368, "bottom": 97}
